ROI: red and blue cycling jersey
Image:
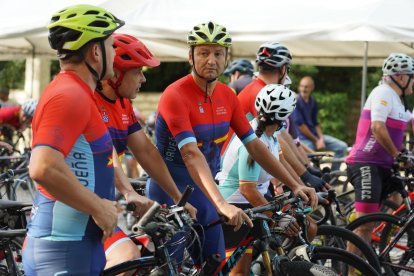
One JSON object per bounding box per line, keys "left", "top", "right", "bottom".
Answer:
{"left": 28, "top": 71, "right": 115, "bottom": 241}
{"left": 155, "top": 74, "right": 255, "bottom": 176}
{"left": 93, "top": 91, "right": 141, "bottom": 156}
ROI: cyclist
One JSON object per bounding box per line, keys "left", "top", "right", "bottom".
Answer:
{"left": 218, "top": 84, "right": 300, "bottom": 275}
{"left": 0, "top": 98, "right": 37, "bottom": 130}
{"left": 234, "top": 42, "right": 327, "bottom": 192}
{"left": 345, "top": 53, "right": 414, "bottom": 256}
{"left": 147, "top": 21, "right": 316, "bottom": 264}
{"left": 23, "top": 4, "right": 124, "bottom": 275}
{"left": 224, "top": 59, "right": 254, "bottom": 94}
{"left": 95, "top": 33, "right": 196, "bottom": 271}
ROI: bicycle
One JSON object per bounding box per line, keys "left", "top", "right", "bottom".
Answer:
{"left": 0, "top": 199, "right": 31, "bottom": 276}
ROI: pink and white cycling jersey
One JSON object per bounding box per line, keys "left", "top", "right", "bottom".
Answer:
{"left": 346, "top": 84, "right": 411, "bottom": 168}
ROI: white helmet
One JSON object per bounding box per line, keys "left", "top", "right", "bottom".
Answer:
{"left": 255, "top": 84, "right": 296, "bottom": 121}
{"left": 22, "top": 99, "right": 38, "bottom": 118}
{"left": 382, "top": 53, "right": 414, "bottom": 76}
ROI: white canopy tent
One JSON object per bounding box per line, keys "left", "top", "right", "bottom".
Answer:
{"left": 1, "top": 0, "right": 414, "bottom": 105}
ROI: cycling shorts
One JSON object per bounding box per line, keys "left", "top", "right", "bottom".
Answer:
{"left": 22, "top": 236, "right": 105, "bottom": 276}
{"left": 222, "top": 203, "right": 253, "bottom": 258}
{"left": 104, "top": 226, "right": 130, "bottom": 256}
{"left": 347, "top": 164, "right": 392, "bottom": 213}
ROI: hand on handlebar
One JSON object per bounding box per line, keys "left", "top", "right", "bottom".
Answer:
{"left": 217, "top": 202, "right": 253, "bottom": 231}
{"left": 125, "top": 190, "right": 154, "bottom": 217}
{"left": 300, "top": 171, "right": 330, "bottom": 192}
{"left": 292, "top": 185, "right": 317, "bottom": 209}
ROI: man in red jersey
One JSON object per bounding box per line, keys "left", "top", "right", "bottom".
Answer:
{"left": 94, "top": 33, "right": 196, "bottom": 272}
{"left": 147, "top": 21, "right": 316, "bottom": 264}
{"left": 23, "top": 4, "right": 125, "bottom": 275}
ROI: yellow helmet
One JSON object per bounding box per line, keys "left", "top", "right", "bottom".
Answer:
{"left": 48, "top": 4, "right": 124, "bottom": 52}
{"left": 187, "top": 21, "right": 232, "bottom": 47}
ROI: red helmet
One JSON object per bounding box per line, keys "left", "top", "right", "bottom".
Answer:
{"left": 113, "top": 33, "right": 160, "bottom": 70}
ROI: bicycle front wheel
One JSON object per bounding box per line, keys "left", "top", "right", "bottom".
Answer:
{"left": 310, "top": 246, "right": 379, "bottom": 276}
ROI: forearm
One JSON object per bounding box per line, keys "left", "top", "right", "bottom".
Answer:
{"left": 315, "top": 125, "right": 323, "bottom": 140}
{"left": 240, "top": 185, "right": 268, "bottom": 207}
{"left": 372, "top": 122, "right": 399, "bottom": 157}
{"left": 112, "top": 150, "right": 134, "bottom": 196}
{"left": 135, "top": 144, "right": 182, "bottom": 203}
{"left": 298, "top": 124, "right": 318, "bottom": 142}
{"left": 280, "top": 155, "right": 303, "bottom": 184}
{"left": 279, "top": 136, "right": 307, "bottom": 175}
{"left": 246, "top": 139, "right": 301, "bottom": 191}
{"left": 181, "top": 146, "right": 226, "bottom": 209}
{"left": 29, "top": 147, "right": 104, "bottom": 216}
{"left": 279, "top": 131, "right": 308, "bottom": 165}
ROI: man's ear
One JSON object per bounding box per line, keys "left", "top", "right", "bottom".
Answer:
{"left": 188, "top": 49, "right": 193, "bottom": 66}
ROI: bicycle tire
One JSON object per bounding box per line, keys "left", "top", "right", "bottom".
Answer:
{"left": 379, "top": 217, "right": 414, "bottom": 275}
{"left": 310, "top": 246, "right": 379, "bottom": 276}
{"left": 315, "top": 225, "right": 381, "bottom": 273}
{"left": 346, "top": 213, "right": 411, "bottom": 275}
{"left": 279, "top": 260, "right": 337, "bottom": 276}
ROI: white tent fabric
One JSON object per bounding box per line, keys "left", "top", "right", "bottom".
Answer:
{"left": 1, "top": 0, "right": 414, "bottom": 66}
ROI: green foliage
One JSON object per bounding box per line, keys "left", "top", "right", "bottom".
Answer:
{"left": 313, "top": 92, "right": 348, "bottom": 141}
{"left": 0, "top": 60, "right": 25, "bottom": 89}
{"left": 141, "top": 62, "right": 191, "bottom": 92}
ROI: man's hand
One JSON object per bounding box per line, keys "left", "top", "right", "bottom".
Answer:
{"left": 125, "top": 191, "right": 154, "bottom": 217}
{"left": 316, "top": 138, "right": 325, "bottom": 150}
{"left": 183, "top": 203, "right": 197, "bottom": 219}
{"left": 92, "top": 198, "right": 118, "bottom": 243}
{"left": 300, "top": 171, "right": 329, "bottom": 192}
{"left": 292, "top": 185, "right": 317, "bottom": 209}
{"left": 217, "top": 202, "right": 253, "bottom": 231}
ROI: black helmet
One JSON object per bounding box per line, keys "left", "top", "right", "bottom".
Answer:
{"left": 224, "top": 59, "right": 254, "bottom": 76}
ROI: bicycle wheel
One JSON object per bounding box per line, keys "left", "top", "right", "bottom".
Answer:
{"left": 0, "top": 237, "right": 24, "bottom": 276}
{"left": 346, "top": 213, "right": 412, "bottom": 275}
{"left": 310, "top": 246, "right": 379, "bottom": 276}
{"left": 279, "top": 260, "right": 337, "bottom": 276}
{"left": 379, "top": 217, "right": 414, "bottom": 275}
{"left": 314, "top": 225, "right": 381, "bottom": 273}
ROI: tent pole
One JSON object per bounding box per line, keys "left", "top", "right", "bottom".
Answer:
{"left": 361, "top": 41, "right": 368, "bottom": 111}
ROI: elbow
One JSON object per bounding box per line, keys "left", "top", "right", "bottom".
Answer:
{"left": 29, "top": 161, "right": 48, "bottom": 184}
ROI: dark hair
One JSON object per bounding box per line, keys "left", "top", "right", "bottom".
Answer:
{"left": 258, "top": 64, "right": 281, "bottom": 74}
{"left": 247, "top": 115, "right": 268, "bottom": 168}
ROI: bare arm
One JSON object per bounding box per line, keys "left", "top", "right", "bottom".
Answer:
{"left": 244, "top": 138, "right": 317, "bottom": 207}
{"left": 29, "top": 147, "right": 117, "bottom": 242}
{"left": 180, "top": 142, "right": 252, "bottom": 228}
{"left": 278, "top": 132, "right": 307, "bottom": 176}
{"left": 298, "top": 124, "right": 318, "bottom": 143}
{"left": 371, "top": 121, "right": 399, "bottom": 157}
{"left": 128, "top": 130, "right": 183, "bottom": 203}
{"left": 279, "top": 130, "right": 309, "bottom": 165}
{"left": 128, "top": 130, "right": 197, "bottom": 218}
{"left": 112, "top": 147, "right": 153, "bottom": 217}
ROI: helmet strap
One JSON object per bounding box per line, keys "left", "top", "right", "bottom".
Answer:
{"left": 390, "top": 75, "right": 411, "bottom": 111}
{"left": 108, "top": 71, "right": 126, "bottom": 108}
{"left": 278, "top": 65, "right": 287, "bottom": 84}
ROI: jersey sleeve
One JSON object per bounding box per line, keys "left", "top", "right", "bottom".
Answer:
{"left": 32, "top": 92, "right": 90, "bottom": 156}
{"left": 126, "top": 101, "right": 141, "bottom": 135}
{"left": 238, "top": 145, "right": 261, "bottom": 184}
{"left": 370, "top": 89, "right": 393, "bottom": 122}
{"left": 230, "top": 93, "right": 256, "bottom": 145}
{"left": 158, "top": 89, "right": 195, "bottom": 149}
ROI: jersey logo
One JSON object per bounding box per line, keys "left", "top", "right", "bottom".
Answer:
{"left": 102, "top": 111, "right": 109, "bottom": 123}
{"left": 198, "top": 102, "right": 204, "bottom": 113}
{"left": 379, "top": 100, "right": 388, "bottom": 106}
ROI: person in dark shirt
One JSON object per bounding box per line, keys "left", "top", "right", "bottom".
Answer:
{"left": 292, "top": 76, "right": 347, "bottom": 170}
{"left": 224, "top": 59, "right": 254, "bottom": 94}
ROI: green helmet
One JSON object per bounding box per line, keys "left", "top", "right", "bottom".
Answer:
{"left": 47, "top": 4, "right": 124, "bottom": 52}
{"left": 187, "top": 21, "right": 232, "bottom": 47}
